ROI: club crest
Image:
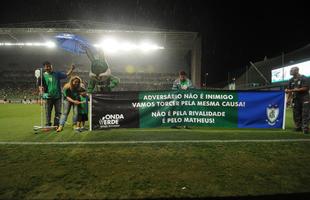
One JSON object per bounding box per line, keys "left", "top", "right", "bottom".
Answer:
{"left": 266, "top": 104, "right": 279, "bottom": 126}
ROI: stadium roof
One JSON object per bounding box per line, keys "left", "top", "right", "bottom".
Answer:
{"left": 0, "top": 20, "right": 199, "bottom": 50}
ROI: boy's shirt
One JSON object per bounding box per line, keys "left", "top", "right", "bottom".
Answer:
{"left": 79, "top": 95, "right": 88, "bottom": 115}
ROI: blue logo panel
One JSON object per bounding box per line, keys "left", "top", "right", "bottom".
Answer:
{"left": 237, "top": 91, "right": 285, "bottom": 128}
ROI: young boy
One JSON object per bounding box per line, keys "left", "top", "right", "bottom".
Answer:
{"left": 77, "top": 88, "right": 88, "bottom": 131}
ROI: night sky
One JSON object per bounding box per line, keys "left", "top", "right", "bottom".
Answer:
{"left": 0, "top": 0, "right": 309, "bottom": 85}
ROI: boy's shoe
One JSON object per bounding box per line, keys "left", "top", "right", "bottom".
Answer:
{"left": 74, "top": 127, "right": 82, "bottom": 132}
{"left": 56, "top": 126, "right": 63, "bottom": 132}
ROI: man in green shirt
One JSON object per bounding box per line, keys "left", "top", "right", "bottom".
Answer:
{"left": 171, "top": 70, "right": 194, "bottom": 129}
{"left": 172, "top": 70, "right": 194, "bottom": 91}
{"left": 38, "top": 61, "right": 75, "bottom": 127}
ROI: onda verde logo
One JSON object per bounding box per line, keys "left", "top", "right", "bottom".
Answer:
{"left": 99, "top": 114, "right": 124, "bottom": 128}
{"left": 266, "top": 104, "right": 279, "bottom": 126}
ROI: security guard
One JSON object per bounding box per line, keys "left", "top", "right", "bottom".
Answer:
{"left": 285, "top": 67, "right": 310, "bottom": 134}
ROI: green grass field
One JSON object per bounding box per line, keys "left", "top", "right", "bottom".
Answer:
{"left": 0, "top": 104, "right": 310, "bottom": 199}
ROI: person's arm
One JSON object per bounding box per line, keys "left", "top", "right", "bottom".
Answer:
{"left": 286, "top": 92, "right": 292, "bottom": 107}
{"left": 66, "top": 64, "right": 75, "bottom": 77}
{"left": 291, "top": 87, "right": 308, "bottom": 93}
{"left": 286, "top": 77, "right": 309, "bottom": 93}
{"left": 285, "top": 80, "right": 294, "bottom": 106}
{"left": 285, "top": 86, "right": 308, "bottom": 93}
{"left": 56, "top": 65, "right": 75, "bottom": 80}
{"left": 64, "top": 88, "right": 81, "bottom": 105}
{"left": 172, "top": 80, "right": 178, "bottom": 90}
{"left": 108, "top": 75, "right": 120, "bottom": 89}
{"left": 66, "top": 96, "right": 82, "bottom": 105}
{"left": 298, "top": 76, "right": 310, "bottom": 92}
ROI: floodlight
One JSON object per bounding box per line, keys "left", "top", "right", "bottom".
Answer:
{"left": 0, "top": 41, "right": 56, "bottom": 48}
{"left": 94, "top": 38, "right": 164, "bottom": 53}
{"left": 45, "top": 41, "right": 56, "bottom": 48}
{"left": 139, "top": 42, "right": 162, "bottom": 52}
{"left": 101, "top": 38, "right": 119, "bottom": 53}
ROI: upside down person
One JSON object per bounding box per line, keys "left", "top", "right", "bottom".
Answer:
{"left": 83, "top": 46, "right": 120, "bottom": 93}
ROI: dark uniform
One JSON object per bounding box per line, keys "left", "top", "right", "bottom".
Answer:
{"left": 287, "top": 75, "right": 310, "bottom": 132}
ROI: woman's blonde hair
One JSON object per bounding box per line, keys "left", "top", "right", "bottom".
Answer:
{"left": 63, "top": 76, "right": 82, "bottom": 91}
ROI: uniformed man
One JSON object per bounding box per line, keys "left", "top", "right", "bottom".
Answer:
{"left": 285, "top": 66, "right": 310, "bottom": 134}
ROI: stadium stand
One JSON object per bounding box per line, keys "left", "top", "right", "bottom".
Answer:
{"left": 0, "top": 70, "right": 178, "bottom": 102}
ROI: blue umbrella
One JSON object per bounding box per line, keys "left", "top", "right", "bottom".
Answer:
{"left": 55, "top": 33, "right": 94, "bottom": 55}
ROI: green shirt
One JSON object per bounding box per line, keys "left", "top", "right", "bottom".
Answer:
{"left": 79, "top": 95, "right": 88, "bottom": 114}
{"left": 172, "top": 78, "right": 194, "bottom": 90}
{"left": 42, "top": 71, "right": 67, "bottom": 99}
{"left": 63, "top": 88, "right": 80, "bottom": 101}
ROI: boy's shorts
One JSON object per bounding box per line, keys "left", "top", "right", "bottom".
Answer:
{"left": 78, "top": 114, "right": 88, "bottom": 122}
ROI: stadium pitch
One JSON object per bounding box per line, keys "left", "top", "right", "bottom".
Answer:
{"left": 0, "top": 104, "right": 310, "bottom": 199}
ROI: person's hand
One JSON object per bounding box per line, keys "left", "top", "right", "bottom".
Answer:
{"left": 73, "top": 100, "right": 81, "bottom": 105}
{"left": 42, "top": 93, "right": 50, "bottom": 99}
{"left": 181, "top": 85, "right": 188, "bottom": 90}
{"left": 71, "top": 64, "right": 75, "bottom": 70}
{"left": 285, "top": 89, "right": 292, "bottom": 93}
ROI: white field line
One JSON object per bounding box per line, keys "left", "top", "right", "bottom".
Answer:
{"left": 0, "top": 139, "right": 310, "bottom": 145}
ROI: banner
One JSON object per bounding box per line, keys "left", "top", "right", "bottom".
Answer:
{"left": 91, "top": 90, "right": 285, "bottom": 130}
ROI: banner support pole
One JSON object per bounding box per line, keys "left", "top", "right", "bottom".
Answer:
{"left": 282, "top": 92, "right": 287, "bottom": 130}
{"left": 89, "top": 94, "right": 92, "bottom": 131}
